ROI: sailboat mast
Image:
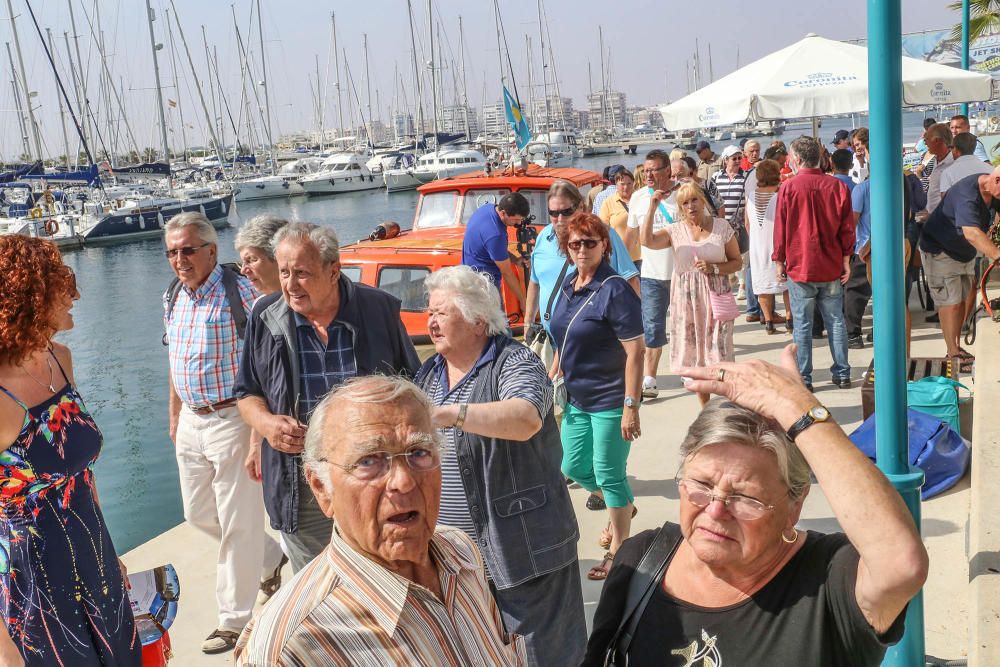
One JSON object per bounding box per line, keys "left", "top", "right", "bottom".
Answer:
{"left": 6, "top": 0, "right": 43, "bottom": 160}
{"left": 406, "top": 1, "right": 424, "bottom": 151}
{"left": 47, "top": 28, "right": 71, "bottom": 168}
{"left": 364, "top": 33, "right": 373, "bottom": 148}
{"left": 145, "top": 0, "right": 171, "bottom": 184}
{"left": 598, "top": 26, "right": 607, "bottom": 131}
{"left": 427, "top": 0, "right": 440, "bottom": 152}
{"left": 536, "top": 0, "right": 549, "bottom": 132}
{"left": 256, "top": 0, "right": 275, "bottom": 174}
{"left": 526, "top": 36, "right": 534, "bottom": 130}
{"left": 6, "top": 43, "right": 30, "bottom": 161}
{"left": 459, "top": 15, "right": 470, "bottom": 142}
{"left": 332, "top": 12, "right": 345, "bottom": 140}
{"left": 66, "top": 0, "right": 91, "bottom": 152}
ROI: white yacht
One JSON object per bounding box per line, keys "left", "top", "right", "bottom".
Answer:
{"left": 526, "top": 131, "right": 581, "bottom": 167}
{"left": 382, "top": 149, "right": 487, "bottom": 192}
{"left": 233, "top": 158, "right": 323, "bottom": 202}
{"left": 298, "top": 153, "right": 382, "bottom": 195}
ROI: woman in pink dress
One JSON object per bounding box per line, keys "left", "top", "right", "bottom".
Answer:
{"left": 639, "top": 182, "right": 743, "bottom": 406}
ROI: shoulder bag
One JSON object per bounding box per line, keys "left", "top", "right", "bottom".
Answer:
{"left": 554, "top": 275, "right": 625, "bottom": 410}
{"left": 528, "top": 260, "right": 572, "bottom": 369}
{"left": 605, "top": 524, "right": 683, "bottom": 667}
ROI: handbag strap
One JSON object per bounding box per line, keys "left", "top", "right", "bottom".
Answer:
{"left": 609, "top": 524, "right": 683, "bottom": 664}
{"left": 543, "top": 259, "right": 572, "bottom": 322}
{"left": 557, "top": 274, "right": 624, "bottom": 378}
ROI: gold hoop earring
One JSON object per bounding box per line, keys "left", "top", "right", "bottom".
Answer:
{"left": 781, "top": 528, "right": 798, "bottom": 544}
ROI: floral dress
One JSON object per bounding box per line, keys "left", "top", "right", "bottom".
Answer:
{"left": 0, "top": 356, "right": 140, "bottom": 666}
{"left": 667, "top": 217, "right": 737, "bottom": 371}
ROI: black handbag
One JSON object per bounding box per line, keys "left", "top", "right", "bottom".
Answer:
{"left": 605, "top": 524, "right": 683, "bottom": 666}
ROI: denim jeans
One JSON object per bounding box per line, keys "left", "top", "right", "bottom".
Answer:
{"left": 640, "top": 277, "right": 670, "bottom": 348}
{"left": 744, "top": 260, "right": 761, "bottom": 316}
{"left": 787, "top": 279, "right": 850, "bottom": 384}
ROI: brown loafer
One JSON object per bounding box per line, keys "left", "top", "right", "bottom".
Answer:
{"left": 745, "top": 313, "right": 761, "bottom": 323}
{"left": 202, "top": 629, "right": 240, "bottom": 654}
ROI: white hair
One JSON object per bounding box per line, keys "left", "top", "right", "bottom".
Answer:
{"left": 272, "top": 222, "right": 340, "bottom": 265}
{"left": 302, "top": 375, "right": 436, "bottom": 490}
{"left": 164, "top": 211, "right": 218, "bottom": 245}
{"left": 424, "top": 265, "right": 509, "bottom": 336}
{"left": 235, "top": 215, "right": 289, "bottom": 259}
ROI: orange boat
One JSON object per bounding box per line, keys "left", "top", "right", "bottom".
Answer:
{"left": 339, "top": 164, "right": 603, "bottom": 342}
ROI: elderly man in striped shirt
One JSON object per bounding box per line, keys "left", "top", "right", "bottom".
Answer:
{"left": 163, "top": 212, "right": 286, "bottom": 654}
{"left": 235, "top": 375, "right": 525, "bottom": 666}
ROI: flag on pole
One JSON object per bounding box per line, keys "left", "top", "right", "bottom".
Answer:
{"left": 503, "top": 86, "right": 532, "bottom": 150}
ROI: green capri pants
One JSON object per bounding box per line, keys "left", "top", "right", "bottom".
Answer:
{"left": 560, "top": 403, "right": 634, "bottom": 508}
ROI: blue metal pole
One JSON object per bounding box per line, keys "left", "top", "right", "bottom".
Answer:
{"left": 962, "top": 0, "right": 971, "bottom": 116}
{"left": 867, "top": 0, "right": 926, "bottom": 665}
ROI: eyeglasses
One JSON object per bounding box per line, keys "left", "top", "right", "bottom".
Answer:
{"left": 548, "top": 206, "right": 576, "bottom": 218}
{"left": 323, "top": 445, "right": 443, "bottom": 481}
{"left": 676, "top": 477, "right": 776, "bottom": 520}
{"left": 567, "top": 239, "right": 600, "bottom": 250}
{"left": 164, "top": 242, "right": 210, "bottom": 258}
{"left": 646, "top": 165, "right": 668, "bottom": 173}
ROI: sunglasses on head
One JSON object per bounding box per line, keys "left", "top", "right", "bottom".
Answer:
{"left": 548, "top": 206, "right": 576, "bottom": 218}
{"left": 567, "top": 239, "right": 600, "bottom": 250}
{"left": 164, "top": 242, "right": 210, "bottom": 259}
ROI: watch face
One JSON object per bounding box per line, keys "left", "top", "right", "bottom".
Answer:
{"left": 810, "top": 406, "right": 830, "bottom": 421}
{"left": 624, "top": 397, "right": 636, "bottom": 408}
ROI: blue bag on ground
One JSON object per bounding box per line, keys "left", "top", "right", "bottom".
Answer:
{"left": 906, "top": 376, "right": 968, "bottom": 434}
{"left": 848, "top": 408, "right": 970, "bottom": 500}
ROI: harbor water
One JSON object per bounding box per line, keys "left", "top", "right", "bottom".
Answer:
{"left": 65, "top": 119, "right": 933, "bottom": 552}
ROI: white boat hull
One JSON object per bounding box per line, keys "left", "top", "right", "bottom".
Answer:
{"left": 234, "top": 176, "right": 305, "bottom": 201}
{"left": 383, "top": 170, "right": 424, "bottom": 192}
{"left": 299, "top": 174, "right": 383, "bottom": 195}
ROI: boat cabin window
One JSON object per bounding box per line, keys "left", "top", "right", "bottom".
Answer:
{"left": 459, "top": 189, "right": 511, "bottom": 226}
{"left": 351, "top": 164, "right": 361, "bottom": 170}
{"left": 415, "top": 191, "right": 459, "bottom": 229}
{"left": 377, "top": 267, "right": 431, "bottom": 312}
{"left": 340, "top": 265, "right": 363, "bottom": 284}
{"left": 446, "top": 158, "right": 455, "bottom": 164}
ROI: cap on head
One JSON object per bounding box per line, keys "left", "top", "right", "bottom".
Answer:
{"left": 831, "top": 129, "right": 850, "bottom": 144}
{"left": 721, "top": 145, "right": 742, "bottom": 160}
{"left": 497, "top": 192, "right": 530, "bottom": 218}
{"left": 695, "top": 140, "right": 712, "bottom": 153}
{"left": 606, "top": 164, "right": 627, "bottom": 180}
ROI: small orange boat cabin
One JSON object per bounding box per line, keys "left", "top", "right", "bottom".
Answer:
{"left": 339, "top": 164, "right": 603, "bottom": 342}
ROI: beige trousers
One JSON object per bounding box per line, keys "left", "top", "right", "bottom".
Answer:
{"left": 175, "top": 405, "right": 284, "bottom": 631}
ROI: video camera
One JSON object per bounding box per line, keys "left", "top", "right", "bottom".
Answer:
{"left": 515, "top": 213, "right": 538, "bottom": 258}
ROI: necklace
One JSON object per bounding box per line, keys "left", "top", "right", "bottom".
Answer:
{"left": 19, "top": 353, "right": 56, "bottom": 393}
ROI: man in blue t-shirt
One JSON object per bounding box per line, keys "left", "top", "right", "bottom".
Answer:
{"left": 461, "top": 192, "right": 530, "bottom": 310}
{"left": 919, "top": 169, "right": 1000, "bottom": 360}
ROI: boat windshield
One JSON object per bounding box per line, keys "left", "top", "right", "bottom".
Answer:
{"left": 459, "top": 189, "right": 511, "bottom": 226}
{"left": 377, "top": 266, "right": 431, "bottom": 312}
{"left": 414, "top": 191, "right": 459, "bottom": 229}
{"left": 340, "top": 265, "right": 362, "bottom": 283}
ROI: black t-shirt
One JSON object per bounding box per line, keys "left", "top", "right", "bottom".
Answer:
{"left": 583, "top": 525, "right": 905, "bottom": 667}
{"left": 921, "top": 172, "right": 1000, "bottom": 262}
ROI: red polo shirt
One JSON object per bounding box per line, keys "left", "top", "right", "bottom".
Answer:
{"left": 772, "top": 168, "right": 855, "bottom": 283}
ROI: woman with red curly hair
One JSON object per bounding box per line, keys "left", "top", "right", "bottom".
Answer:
{"left": 549, "top": 213, "right": 644, "bottom": 582}
{"left": 0, "top": 237, "right": 141, "bottom": 666}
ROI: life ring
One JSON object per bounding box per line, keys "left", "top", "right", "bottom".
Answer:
{"left": 43, "top": 219, "right": 59, "bottom": 236}
{"left": 989, "top": 116, "right": 1000, "bottom": 133}
{"left": 30, "top": 207, "right": 43, "bottom": 219}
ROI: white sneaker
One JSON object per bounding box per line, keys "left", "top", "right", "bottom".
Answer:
{"left": 641, "top": 376, "right": 659, "bottom": 398}
{"left": 737, "top": 286, "right": 747, "bottom": 301}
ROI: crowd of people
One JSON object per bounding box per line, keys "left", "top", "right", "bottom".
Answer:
{"left": 5, "top": 112, "right": 999, "bottom": 665}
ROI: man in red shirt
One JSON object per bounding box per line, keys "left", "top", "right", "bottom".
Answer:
{"left": 773, "top": 136, "right": 855, "bottom": 391}
{"left": 740, "top": 139, "right": 761, "bottom": 172}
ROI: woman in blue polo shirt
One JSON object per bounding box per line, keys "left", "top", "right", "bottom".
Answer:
{"left": 549, "top": 213, "right": 644, "bottom": 582}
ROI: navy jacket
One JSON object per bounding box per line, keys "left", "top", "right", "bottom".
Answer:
{"left": 415, "top": 335, "right": 579, "bottom": 589}
{"left": 234, "top": 276, "right": 420, "bottom": 533}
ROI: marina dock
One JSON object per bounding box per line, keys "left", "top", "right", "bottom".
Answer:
{"left": 122, "top": 301, "right": 997, "bottom": 665}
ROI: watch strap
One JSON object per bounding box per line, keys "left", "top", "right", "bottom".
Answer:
{"left": 454, "top": 403, "right": 468, "bottom": 430}
{"left": 786, "top": 406, "right": 828, "bottom": 441}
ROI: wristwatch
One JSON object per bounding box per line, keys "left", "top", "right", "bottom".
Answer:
{"left": 624, "top": 397, "right": 637, "bottom": 409}
{"left": 453, "top": 403, "right": 469, "bottom": 430}
{"left": 786, "top": 405, "right": 831, "bottom": 441}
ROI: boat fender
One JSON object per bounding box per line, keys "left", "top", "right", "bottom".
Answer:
{"left": 30, "top": 207, "right": 43, "bottom": 219}
{"left": 116, "top": 199, "right": 123, "bottom": 208}
{"left": 221, "top": 200, "right": 227, "bottom": 214}
{"left": 43, "top": 219, "right": 59, "bottom": 236}
{"left": 369, "top": 221, "right": 401, "bottom": 241}
{"left": 157, "top": 212, "right": 165, "bottom": 227}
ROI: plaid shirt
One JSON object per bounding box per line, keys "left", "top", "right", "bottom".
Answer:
{"left": 294, "top": 312, "right": 357, "bottom": 423}
{"left": 164, "top": 265, "right": 257, "bottom": 407}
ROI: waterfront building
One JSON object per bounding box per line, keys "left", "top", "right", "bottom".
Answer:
{"left": 530, "top": 96, "right": 576, "bottom": 131}
{"left": 588, "top": 90, "right": 627, "bottom": 131}
{"left": 392, "top": 112, "right": 415, "bottom": 143}
{"left": 482, "top": 102, "right": 508, "bottom": 137}
{"left": 440, "top": 104, "right": 480, "bottom": 139}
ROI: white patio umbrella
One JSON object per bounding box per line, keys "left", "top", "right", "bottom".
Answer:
{"left": 660, "top": 33, "right": 994, "bottom": 131}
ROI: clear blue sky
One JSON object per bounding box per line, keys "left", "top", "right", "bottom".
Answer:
{"left": 3, "top": 0, "right": 958, "bottom": 158}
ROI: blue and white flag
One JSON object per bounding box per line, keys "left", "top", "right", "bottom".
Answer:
{"left": 503, "top": 86, "right": 532, "bottom": 150}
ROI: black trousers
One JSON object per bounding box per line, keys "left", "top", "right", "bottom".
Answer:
{"left": 843, "top": 254, "right": 872, "bottom": 337}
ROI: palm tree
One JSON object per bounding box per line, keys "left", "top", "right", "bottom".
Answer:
{"left": 949, "top": 0, "right": 1000, "bottom": 42}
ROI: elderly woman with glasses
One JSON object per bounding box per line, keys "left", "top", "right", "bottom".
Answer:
{"left": 413, "top": 265, "right": 585, "bottom": 667}
{"left": 583, "top": 346, "right": 928, "bottom": 667}
{"left": 550, "top": 213, "right": 644, "bottom": 582}
{"left": 235, "top": 214, "right": 289, "bottom": 295}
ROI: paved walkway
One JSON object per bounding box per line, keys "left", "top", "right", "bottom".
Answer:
{"left": 123, "top": 304, "right": 971, "bottom": 665}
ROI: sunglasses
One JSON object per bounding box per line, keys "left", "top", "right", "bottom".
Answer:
{"left": 548, "top": 206, "right": 576, "bottom": 218}
{"left": 164, "top": 242, "right": 210, "bottom": 259}
{"left": 567, "top": 239, "right": 601, "bottom": 250}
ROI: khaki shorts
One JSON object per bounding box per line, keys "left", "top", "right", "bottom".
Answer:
{"left": 921, "top": 250, "right": 976, "bottom": 306}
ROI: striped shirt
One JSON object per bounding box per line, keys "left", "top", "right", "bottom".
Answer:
{"left": 234, "top": 525, "right": 526, "bottom": 667}
{"left": 423, "top": 340, "right": 551, "bottom": 543}
{"left": 591, "top": 186, "right": 616, "bottom": 215}
{"left": 164, "top": 264, "right": 257, "bottom": 407}
{"left": 712, "top": 169, "right": 748, "bottom": 224}
{"left": 294, "top": 312, "right": 357, "bottom": 423}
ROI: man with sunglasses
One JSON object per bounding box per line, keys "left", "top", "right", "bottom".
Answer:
{"left": 162, "top": 212, "right": 286, "bottom": 654}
